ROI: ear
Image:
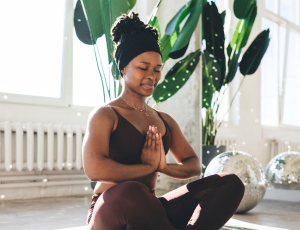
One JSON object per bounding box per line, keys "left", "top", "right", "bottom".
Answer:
{"left": 120, "top": 67, "right": 126, "bottom": 77}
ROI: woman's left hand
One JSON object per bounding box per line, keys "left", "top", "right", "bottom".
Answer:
{"left": 157, "top": 133, "right": 167, "bottom": 172}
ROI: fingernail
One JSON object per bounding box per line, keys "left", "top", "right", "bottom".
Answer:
{"left": 147, "top": 130, "right": 149, "bottom": 134}
{"left": 156, "top": 133, "right": 158, "bottom": 138}
{"left": 149, "top": 125, "right": 151, "bottom": 130}
{"left": 152, "top": 126, "right": 155, "bottom": 132}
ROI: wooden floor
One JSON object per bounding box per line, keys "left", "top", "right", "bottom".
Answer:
{"left": 0, "top": 192, "right": 299, "bottom": 230}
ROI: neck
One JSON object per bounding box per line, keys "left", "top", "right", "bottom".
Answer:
{"left": 121, "top": 92, "right": 147, "bottom": 110}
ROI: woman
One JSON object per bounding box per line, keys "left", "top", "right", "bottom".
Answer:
{"left": 83, "top": 12, "right": 245, "bottom": 230}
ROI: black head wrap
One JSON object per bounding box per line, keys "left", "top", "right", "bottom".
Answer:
{"left": 115, "top": 33, "right": 162, "bottom": 72}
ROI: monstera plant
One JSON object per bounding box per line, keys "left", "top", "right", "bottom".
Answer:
{"left": 74, "top": 0, "right": 203, "bottom": 104}
{"left": 201, "top": 0, "right": 270, "bottom": 146}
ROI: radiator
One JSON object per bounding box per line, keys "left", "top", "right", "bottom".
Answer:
{"left": 270, "top": 138, "right": 300, "bottom": 159}
{"left": 215, "top": 133, "right": 237, "bottom": 151}
{"left": 0, "top": 121, "right": 85, "bottom": 172}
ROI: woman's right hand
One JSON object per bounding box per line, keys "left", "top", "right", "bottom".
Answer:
{"left": 141, "top": 125, "right": 161, "bottom": 170}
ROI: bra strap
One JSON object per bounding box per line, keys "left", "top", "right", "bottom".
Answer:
{"left": 107, "top": 104, "right": 121, "bottom": 117}
{"left": 154, "top": 110, "right": 171, "bottom": 131}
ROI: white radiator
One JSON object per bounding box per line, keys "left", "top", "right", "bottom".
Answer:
{"left": 0, "top": 121, "right": 85, "bottom": 172}
{"left": 215, "top": 133, "right": 237, "bottom": 151}
{"left": 270, "top": 138, "right": 300, "bottom": 159}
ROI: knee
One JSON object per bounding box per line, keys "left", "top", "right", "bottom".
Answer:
{"left": 218, "top": 173, "right": 245, "bottom": 194}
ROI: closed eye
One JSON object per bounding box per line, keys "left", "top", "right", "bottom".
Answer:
{"left": 140, "top": 68, "right": 161, "bottom": 73}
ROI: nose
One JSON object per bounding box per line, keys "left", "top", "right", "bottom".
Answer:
{"left": 147, "top": 69, "right": 158, "bottom": 79}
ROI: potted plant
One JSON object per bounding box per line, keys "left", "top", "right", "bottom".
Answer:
{"left": 201, "top": 0, "right": 270, "bottom": 173}
{"left": 74, "top": 0, "right": 270, "bottom": 178}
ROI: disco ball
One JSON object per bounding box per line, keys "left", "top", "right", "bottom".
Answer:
{"left": 204, "top": 150, "right": 267, "bottom": 213}
{"left": 265, "top": 151, "right": 300, "bottom": 190}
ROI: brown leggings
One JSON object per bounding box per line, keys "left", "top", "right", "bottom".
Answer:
{"left": 86, "top": 173, "right": 245, "bottom": 230}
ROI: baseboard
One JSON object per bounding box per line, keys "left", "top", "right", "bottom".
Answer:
{"left": 263, "top": 188, "right": 300, "bottom": 202}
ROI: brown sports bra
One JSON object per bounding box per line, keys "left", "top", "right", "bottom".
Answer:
{"left": 107, "top": 105, "right": 171, "bottom": 166}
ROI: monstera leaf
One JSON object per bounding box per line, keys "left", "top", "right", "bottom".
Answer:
{"left": 202, "top": 1, "right": 226, "bottom": 91}
{"left": 240, "top": 29, "right": 271, "bottom": 76}
{"left": 153, "top": 49, "right": 201, "bottom": 103}
{"left": 169, "top": 0, "right": 202, "bottom": 59}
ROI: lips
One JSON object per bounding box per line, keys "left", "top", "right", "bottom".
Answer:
{"left": 142, "top": 84, "right": 155, "bottom": 89}
{"left": 142, "top": 83, "right": 155, "bottom": 89}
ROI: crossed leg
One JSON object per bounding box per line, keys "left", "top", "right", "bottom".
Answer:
{"left": 158, "top": 173, "right": 245, "bottom": 230}
{"left": 87, "top": 173, "right": 245, "bottom": 230}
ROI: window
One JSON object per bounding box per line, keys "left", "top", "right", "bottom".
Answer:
{"left": 261, "top": 1, "right": 300, "bottom": 127}
{"left": 0, "top": 0, "right": 66, "bottom": 98}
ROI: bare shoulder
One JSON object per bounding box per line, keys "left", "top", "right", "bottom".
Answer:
{"left": 87, "top": 103, "right": 117, "bottom": 133}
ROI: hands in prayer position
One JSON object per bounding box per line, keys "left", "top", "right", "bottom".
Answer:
{"left": 141, "top": 125, "right": 167, "bottom": 172}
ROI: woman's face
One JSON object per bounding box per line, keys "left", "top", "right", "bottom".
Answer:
{"left": 121, "top": 51, "right": 162, "bottom": 97}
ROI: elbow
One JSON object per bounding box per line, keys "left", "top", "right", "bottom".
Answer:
{"left": 195, "top": 167, "right": 202, "bottom": 177}
{"left": 193, "top": 158, "right": 202, "bottom": 177}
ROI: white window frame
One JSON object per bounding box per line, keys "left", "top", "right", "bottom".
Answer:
{"left": 261, "top": 0, "right": 300, "bottom": 130}
{"left": 0, "top": 0, "right": 75, "bottom": 108}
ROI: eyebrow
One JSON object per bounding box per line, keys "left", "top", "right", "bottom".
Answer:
{"left": 139, "top": 61, "right": 162, "bottom": 67}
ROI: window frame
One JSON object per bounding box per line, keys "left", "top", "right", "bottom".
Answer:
{"left": 261, "top": 2, "right": 300, "bottom": 129}
{"left": 0, "top": 0, "right": 76, "bottom": 109}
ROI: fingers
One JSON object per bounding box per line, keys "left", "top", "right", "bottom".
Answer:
{"left": 160, "top": 133, "right": 163, "bottom": 150}
{"left": 150, "top": 126, "right": 156, "bottom": 150}
{"left": 147, "top": 125, "right": 152, "bottom": 148}
{"left": 155, "top": 132, "right": 160, "bottom": 151}
{"left": 143, "top": 130, "right": 149, "bottom": 148}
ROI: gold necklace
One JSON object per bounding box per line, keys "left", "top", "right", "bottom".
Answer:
{"left": 121, "top": 96, "right": 149, "bottom": 116}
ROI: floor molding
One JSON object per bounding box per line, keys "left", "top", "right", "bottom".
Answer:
{"left": 263, "top": 188, "right": 300, "bottom": 202}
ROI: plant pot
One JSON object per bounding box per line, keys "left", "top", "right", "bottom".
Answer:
{"left": 202, "top": 145, "right": 226, "bottom": 175}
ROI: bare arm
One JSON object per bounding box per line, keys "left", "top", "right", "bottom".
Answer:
{"left": 82, "top": 106, "right": 159, "bottom": 183}
{"left": 159, "top": 112, "right": 201, "bottom": 179}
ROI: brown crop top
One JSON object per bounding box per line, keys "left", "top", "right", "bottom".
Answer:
{"left": 107, "top": 105, "right": 171, "bottom": 167}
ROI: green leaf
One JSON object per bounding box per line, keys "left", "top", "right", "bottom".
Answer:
{"left": 127, "top": 0, "right": 136, "bottom": 8}
{"left": 239, "top": 29, "right": 271, "bottom": 76}
{"left": 202, "top": 51, "right": 216, "bottom": 109}
{"left": 220, "top": 10, "right": 226, "bottom": 26}
{"left": 80, "top": 0, "right": 136, "bottom": 63}
{"left": 147, "top": 0, "right": 162, "bottom": 24}
{"left": 160, "top": 34, "right": 172, "bottom": 63}
{"left": 147, "top": 0, "right": 162, "bottom": 41}
{"left": 169, "top": 0, "right": 203, "bottom": 59}
{"left": 202, "top": 2, "right": 226, "bottom": 91}
{"left": 153, "top": 49, "right": 201, "bottom": 103}
{"left": 230, "top": 3, "right": 257, "bottom": 50}
{"left": 233, "top": 0, "right": 256, "bottom": 19}
{"left": 165, "top": 1, "right": 191, "bottom": 35}
{"left": 225, "top": 45, "right": 241, "bottom": 84}
{"left": 74, "top": 0, "right": 94, "bottom": 45}
{"left": 202, "top": 50, "right": 223, "bottom": 92}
